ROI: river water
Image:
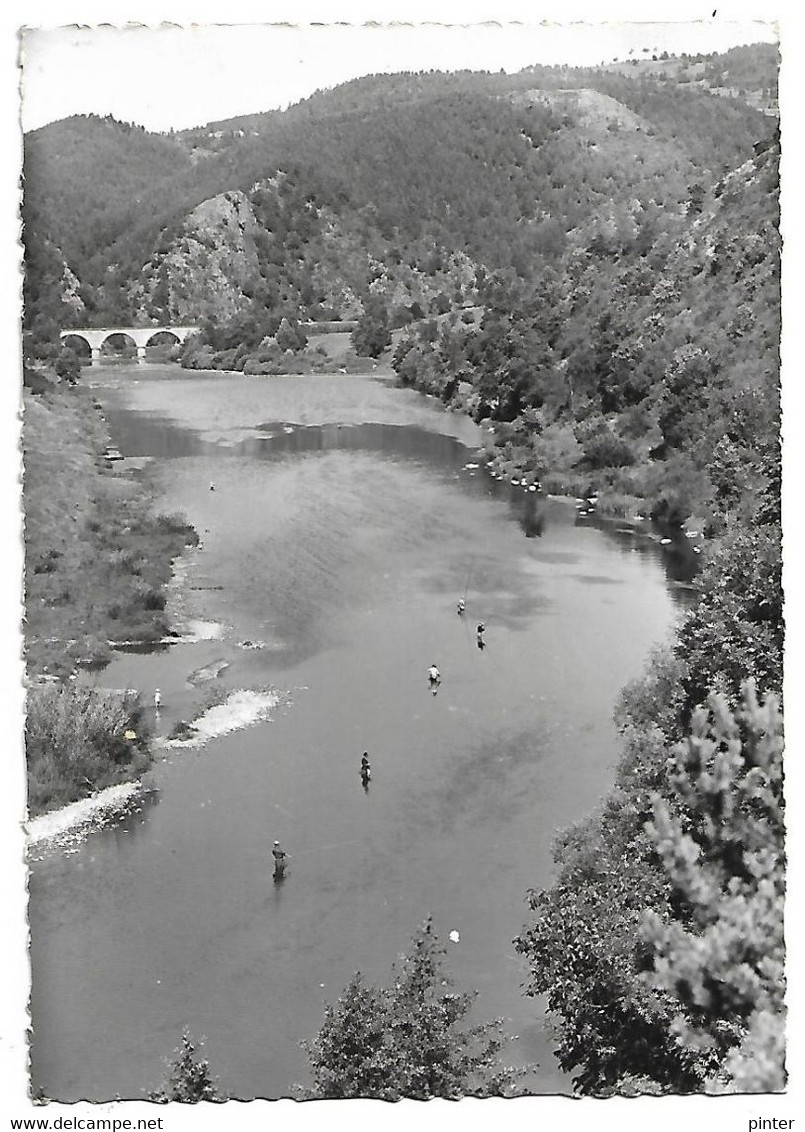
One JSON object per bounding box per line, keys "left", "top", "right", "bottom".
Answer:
{"left": 28, "top": 365, "right": 696, "bottom": 1100}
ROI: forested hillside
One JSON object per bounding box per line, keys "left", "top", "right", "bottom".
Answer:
{"left": 393, "top": 136, "right": 779, "bottom": 530}
{"left": 604, "top": 42, "right": 778, "bottom": 115}
{"left": 22, "top": 48, "right": 774, "bottom": 339}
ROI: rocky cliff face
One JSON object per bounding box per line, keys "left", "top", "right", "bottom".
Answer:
{"left": 128, "top": 175, "right": 481, "bottom": 328}
{"left": 131, "top": 190, "right": 261, "bottom": 323}
{"left": 60, "top": 257, "right": 86, "bottom": 319}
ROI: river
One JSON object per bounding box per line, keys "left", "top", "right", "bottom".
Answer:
{"left": 28, "top": 364, "right": 696, "bottom": 1100}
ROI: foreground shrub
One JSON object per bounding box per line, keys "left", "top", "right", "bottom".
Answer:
{"left": 150, "top": 1029, "right": 225, "bottom": 1103}
{"left": 26, "top": 684, "right": 152, "bottom": 815}
{"left": 643, "top": 683, "right": 785, "bottom": 1092}
{"left": 302, "top": 919, "right": 523, "bottom": 1099}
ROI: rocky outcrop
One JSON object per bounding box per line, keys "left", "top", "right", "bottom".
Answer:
{"left": 511, "top": 88, "right": 646, "bottom": 131}
{"left": 60, "top": 258, "right": 85, "bottom": 319}
{"left": 131, "top": 190, "right": 261, "bottom": 323}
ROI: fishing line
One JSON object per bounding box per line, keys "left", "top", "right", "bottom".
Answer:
{"left": 277, "top": 836, "right": 369, "bottom": 860}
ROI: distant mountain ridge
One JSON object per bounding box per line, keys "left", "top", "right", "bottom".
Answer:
{"left": 22, "top": 43, "right": 777, "bottom": 348}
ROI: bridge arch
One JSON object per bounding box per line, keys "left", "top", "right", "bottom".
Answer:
{"left": 101, "top": 332, "right": 138, "bottom": 357}
{"left": 60, "top": 333, "right": 92, "bottom": 361}
{"left": 59, "top": 324, "right": 199, "bottom": 363}
{"left": 145, "top": 330, "right": 181, "bottom": 348}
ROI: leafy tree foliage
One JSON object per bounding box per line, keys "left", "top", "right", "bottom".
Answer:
{"left": 676, "top": 445, "right": 782, "bottom": 718}
{"left": 517, "top": 436, "right": 783, "bottom": 1095}
{"left": 643, "top": 684, "right": 785, "bottom": 1092}
{"left": 275, "top": 315, "right": 308, "bottom": 352}
{"left": 53, "top": 346, "right": 81, "bottom": 384}
{"left": 392, "top": 132, "right": 778, "bottom": 525}
{"left": 516, "top": 677, "right": 785, "bottom": 1096}
{"left": 677, "top": 524, "right": 782, "bottom": 714}
{"left": 303, "top": 919, "right": 521, "bottom": 1099}
{"left": 352, "top": 294, "right": 392, "bottom": 357}
{"left": 150, "top": 1029, "right": 225, "bottom": 1103}
{"left": 516, "top": 420, "right": 782, "bottom": 1095}
{"left": 515, "top": 654, "right": 699, "bottom": 1094}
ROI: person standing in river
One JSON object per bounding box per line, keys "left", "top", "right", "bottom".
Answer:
{"left": 360, "top": 752, "right": 371, "bottom": 791}
{"left": 476, "top": 623, "right": 486, "bottom": 651}
{"left": 272, "top": 840, "right": 288, "bottom": 881}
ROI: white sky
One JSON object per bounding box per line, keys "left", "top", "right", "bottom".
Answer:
{"left": 20, "top": 17, "right": 779, "bottom": 134}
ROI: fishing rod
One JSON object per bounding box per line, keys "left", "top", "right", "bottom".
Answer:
{"left": 275, "top": 836, "right": 370, "bottom": 861}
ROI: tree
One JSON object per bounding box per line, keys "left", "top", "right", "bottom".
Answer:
{"left": 303, "top": 919, "right": 521, "bottom": 1099}
{"left": 516, "top": 669, "right": 785, "bottom": 1097}
{"left": 275, "top": 315, "right": 308, "bottom": 352}
{"left": 676, "top": 520, "right": 782, "bottom": 718}
{"left": 54, "top": 346, "right": 81, "bottom": 385}
{"left": 642, "top": 684, "right": 785, "bottom": 1092}
{"left": 352, "top": 295, "right": 392, "bottom": 358}
{"left": 514, "top": 713, "right": 701, "bottom": 1095}
{"left": 149, "top": 1028, "right": 224, "bottom": 1103}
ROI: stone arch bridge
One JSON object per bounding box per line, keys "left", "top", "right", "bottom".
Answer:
{"left": 60, "top": 325, "right": 199, "bottom": 362}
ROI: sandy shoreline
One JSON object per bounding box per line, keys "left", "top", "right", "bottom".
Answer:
{"left": 26, "top": 780, "right": 143, "bottom": 849}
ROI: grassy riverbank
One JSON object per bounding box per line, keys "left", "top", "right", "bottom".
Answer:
{"left": 23, "top": 380, "right": 198, "bottom": 814}
{"left": 24, "top": 383, "right": 198, "bottom": 676}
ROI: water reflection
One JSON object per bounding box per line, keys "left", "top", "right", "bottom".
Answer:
{"left": 521, "top": 495, "right": 546, "bottom": 539}
{"left": 103, "top": 407, "right": 699, "bottom": 596}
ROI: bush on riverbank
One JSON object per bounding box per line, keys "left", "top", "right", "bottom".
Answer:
{"left": 179, "top": 323, "right": 392, "bottom": 377}
{"left": 26, "top": 684, "right": 152, "bottom": 816}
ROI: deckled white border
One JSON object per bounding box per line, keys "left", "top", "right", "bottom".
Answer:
{"left": 2, "top": 4, "right": 800, "bottom": 1130}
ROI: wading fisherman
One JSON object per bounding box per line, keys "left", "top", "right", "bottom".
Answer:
{"left": 154, "top": 688, "right": 162, "bottom": 711}
{"left": 476, "top": 623, "right": 486, "bottom": 651}
{"left": 456, "top": 598, "right": 466, "bottom": 616}
{"left": 428, "top": 664, "right": 441, "bottom": 693}
{"left": 272, "top": 840, "right": 288, "bottom": 881}
{"left": 360, "top": 752, "right": 371, "bottom": 789}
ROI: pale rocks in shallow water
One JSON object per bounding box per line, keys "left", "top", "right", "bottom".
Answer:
{"left": 187, "top": 658, "right": 230, "bottom": 685}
